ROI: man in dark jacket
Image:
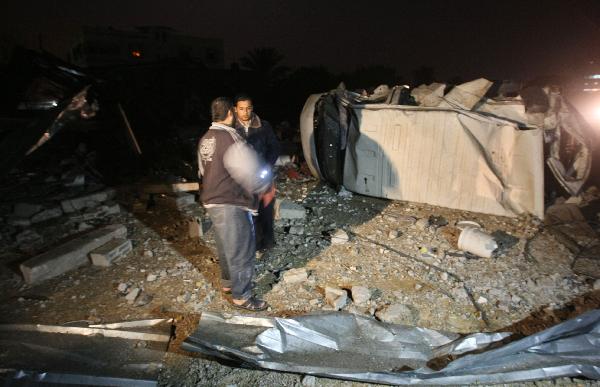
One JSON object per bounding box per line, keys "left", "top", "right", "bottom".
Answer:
{"left": 198, "top": 97, "right": 274, "bottom": 311}
{"left": 234, "top": 94, "right": 280, "bottom": 251}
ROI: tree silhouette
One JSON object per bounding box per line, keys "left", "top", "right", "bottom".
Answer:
{"left": 240, "top": 47, "right": 289, "bottom": 85}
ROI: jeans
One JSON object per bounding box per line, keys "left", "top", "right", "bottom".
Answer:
{"left": 207, "top": 205, "right": 255, "bottom": 300}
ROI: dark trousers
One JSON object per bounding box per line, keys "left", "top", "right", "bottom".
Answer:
{"left": 254, "top": 198, "right": 275, "bottom": 250}
{"left": 207, "top": 205, "right": 255, "bottom": 300}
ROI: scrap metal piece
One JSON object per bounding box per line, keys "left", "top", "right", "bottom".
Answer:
{"left": 0, "top": 319, "right": 172, "bottom": 386}
{"left": 182, "top": 310, "right": 600, "bottom": 385}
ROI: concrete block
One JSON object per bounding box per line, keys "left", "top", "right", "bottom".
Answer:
{"left": 20, "top": 224, "right": 127, "bottom": 284}
{"left": 282, "top": 268, "right": 308, "bottom": 284}
{"left": 351, "top": 286, "right": 371, "bottom": 304}
{"left": 13, "top": 203, "right": 43, "bottom": 218}
{"left": 325, "top": 286, "right": 348, "bottom": 310}
{"left": 276, "top": 199, "right": 306, "bottom": 219}
{"left": 61, "top": 188, "right": 116, "bottom": 213}
{"left": 30, "top": 207, "right": 63, "bottom": 223}
{"left": 166, "top": 193, "right": 196, "bottom": 209}
{"left": 89, "top": 238, "right": 132, "bottom": 267}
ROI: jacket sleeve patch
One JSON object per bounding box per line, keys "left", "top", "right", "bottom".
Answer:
{"left": 200, "top": 137, "right": 216, "bottom": 162}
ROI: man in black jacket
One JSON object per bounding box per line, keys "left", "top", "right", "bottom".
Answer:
{"left": 234, "top": 94, "right": 280, "bottom": 251}
{"left": 198, "top": 97, "right": 274, "bottom": 311}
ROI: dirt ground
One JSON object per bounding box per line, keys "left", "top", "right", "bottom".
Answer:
{"left": 1, "top": 165, "right": 600, "bottom": 386}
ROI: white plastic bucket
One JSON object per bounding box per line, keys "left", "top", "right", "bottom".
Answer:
{"left": 458, "top": 227, "right": 498, "bottom": 258}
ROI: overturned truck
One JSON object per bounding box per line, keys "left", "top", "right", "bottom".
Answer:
{"left": 300, "top": 79, "right": 592, "bottom": 218}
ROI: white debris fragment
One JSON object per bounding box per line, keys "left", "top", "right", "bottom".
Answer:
{"left": 351, "top": 285, "right": 371, "bottom": 305}
{"left": 331, "top": 229, "right": 349, "bottom": 244}
{"left": 282, "top": 268, "right": 308, "bottom": 284}
{"left": 325, "top": 286, "right": 347, "bottom": 310}
{"left": 146, "top": 274, "right": 157, "bottom": 282}
{"left": 125, "top": 287, "right": 140, "bottom": 303}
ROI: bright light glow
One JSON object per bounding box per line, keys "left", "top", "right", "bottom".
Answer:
{"left": 592, "top": 106, "right": 600, "bottom": 122}
{"left": 583, "top": 88, "right": 600, "bottom": 92}
{"left": 131, "top": 50, "right": 142, "bottom": 58}
{"left": 259, "top": 169, "right": 269, "bottom": 179}
{"left": 586, "top": 74, "right": 600, "bottom": 79}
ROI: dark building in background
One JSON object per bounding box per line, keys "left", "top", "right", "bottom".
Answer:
{"left": 70, "top": 26, "right": 224, "bottom": 68}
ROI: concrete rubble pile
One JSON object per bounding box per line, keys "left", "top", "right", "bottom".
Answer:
{"left": 0, "top": 146, "right": 599, "bottom": 385}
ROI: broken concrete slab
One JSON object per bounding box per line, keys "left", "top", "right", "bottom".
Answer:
{"left": 89, "top": 238, "right": 132, "bottom": 267}
{"left": 20, "top": 224, "right": 127, "bottom": 284}
{"left": 69, "top": 202, "right": 121, "bottom": 222}
{"left": 275, "top": 199, "right": 306, "bottom": 219}
{"left": 30, "top": 206, "right": 63, "bottom": 223}
{"left": 61, "top": 188, "right": 116, "bottom": 213}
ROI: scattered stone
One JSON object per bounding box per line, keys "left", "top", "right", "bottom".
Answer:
{"left": 351, "top": 285, "right": 370, "bottom": 304}
{"left": 15, "top": 230, "right": 42, "bottom": 245}
{"left": 177, "top": 292, "right": 192, "bottom": 303}
{"left": 375, "top": 303, "right": 418, "bottom": 325}
{"left": 146, "top": 274, "right": 157, "bottom": 282}
{"left": 61, "top": 188, "right": 116, "bottom": 213}
{"left": 89, "top": 238, "right": 133, "bottom": 267}
{"left": 134, "top": 292, "right": 153, "bottom": 307}
{"left": 63, "top": 174, "right": 85, "bottom": 187}
{"left": 397, "top": 215, "right": 417, "bottom": 226}
{"left": 325, "top": 286, "right": 347, "bottom": 310}
{"left": 276, "top": 200, "right": 306, "bottom": 219}
{"left": 388, "top": 230, "right": 399, "bottom": 239}
{"left": 477, "top": 296, "right": 488, "bottom": 304}
{"left": 282, "top": 268, "right": 308, "bottom": 284}
{"left": 337, "top": 186, "right": 353, "bottom": 199}
{"left": 117, "top": 283, "right": 128, "bottom": 293}
{"left": 143, "top": 250, "right": 154, "bottom": 258}
{"left": 440, "top": 272, "right": 449, "bottom": 281}
{"left": 415, "top": 283, "right": 423, "bottom": 290}
{"left": 415, "top": 218, "right": 429, "bottom": 231}
{"left": 20, "top": 224, "right": 127, "bottom": 284}
{"left": 301, "top": 375, "right": 317, "bottom": 387}
{"left": 594, "top": 279, "right": 600, "bottom": 290}
{"left": 330, "top": 229, "right": 349, "bottom": 244}
{"left": 30, "top": 207, "right": 63, "bottom": 223}
{"left": 78, "top": 222, "right": 94, "bottom": 232}
{"left": 125, "top": 287, "right": 140, "bottom": 303}
{"left": 289, "top": 226, "right": 304, "bottom": 235}
{"left": 428, "top": 215, "right": 448, "bottom": 228}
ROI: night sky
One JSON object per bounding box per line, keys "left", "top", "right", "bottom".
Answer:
{"left": 2, "top": 0, "right": 600, "bottom": 81}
